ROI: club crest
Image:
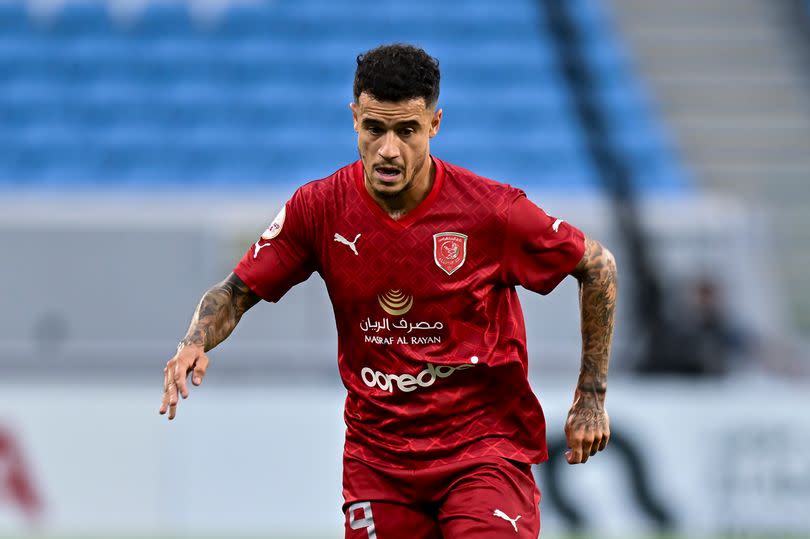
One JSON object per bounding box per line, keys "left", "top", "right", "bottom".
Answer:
{"left": 433, "top": 232, "right": 467, "bottom": 275}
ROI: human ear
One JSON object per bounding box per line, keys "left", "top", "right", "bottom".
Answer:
{"left": 429, "top": 108, "right": 443, "bottom": 138}
{"left": 350, "top": 102, "right": 359, "bottom": 132}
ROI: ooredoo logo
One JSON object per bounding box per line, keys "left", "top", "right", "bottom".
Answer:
{"left": 361, "top": 362, "right": 474, "bottom": 393}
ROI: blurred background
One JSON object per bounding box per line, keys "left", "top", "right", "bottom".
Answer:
{"left": 1, "top": 0, "right": 809, "bottom": 537}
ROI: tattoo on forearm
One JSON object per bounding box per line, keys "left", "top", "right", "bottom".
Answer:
{"left": 572, "top": 238, "right": 617, "bottom": 409}
{"left": 180, "top": 274, "right": 259, "bottom": 352}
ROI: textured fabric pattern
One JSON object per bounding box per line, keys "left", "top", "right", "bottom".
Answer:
{"left": 234, "top": 157, "right": 585, "bottom": 468}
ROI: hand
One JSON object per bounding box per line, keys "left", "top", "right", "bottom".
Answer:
{"left": 564, "top": 395, "right": 610, "bottom": 464}
{"left": 159, "top": 343, "right": 209, "bottom": 420}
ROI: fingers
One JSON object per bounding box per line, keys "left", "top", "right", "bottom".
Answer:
{"left": 575, "top": 436, "right": 594, "bottom": 464}
{"left": 159, "top": 362, "right": 180, "bottom": 420}
{"left": 598, "top": 429, "right": 610, "bottom": 452}
{"left": 159, "top": 349, "right": 209, "bottom": 420}
{"left": 564, "top": 420, "right": 610, "bottom": 464}
{"left": 173, "top": 360, "right": 190, "bottom": 400}
{"left": 565, "top": 436, "right": 592, "bottom": 464}
{"left": 566, "top": 403, "right": 610, "bottom": 463}
{"left": 159, "top": 366, "right": 171, "bottom": 416}
{"left": 167, "top": 363, "right": 180, "bottom": 419}
{"left": 580, "top": 440, "right": 594, "bottom": 463}
{"left": 168, "top": 380, "right": 179, "bottom": 420}
{"left": 192, "top": 354, "right": 209, "bottom": 386}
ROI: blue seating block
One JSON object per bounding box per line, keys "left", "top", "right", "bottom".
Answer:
{"left": 0, "top": 0, "right": 688, "bottom": 194}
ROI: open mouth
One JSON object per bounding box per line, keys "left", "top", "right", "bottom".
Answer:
{"left": 375, "top": 166, "right": 402, "bottom": 182}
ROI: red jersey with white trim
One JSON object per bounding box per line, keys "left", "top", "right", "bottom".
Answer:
{"left": 234, "top": 157, "right": 585, "bottom": 468}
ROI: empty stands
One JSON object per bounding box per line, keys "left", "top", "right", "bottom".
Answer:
{"left": 0, "top": 0, "right": 686, "bottom": 192}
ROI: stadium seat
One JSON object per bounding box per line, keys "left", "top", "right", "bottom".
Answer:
{"left": 0, "top": 0, "right": 688, "bottom": 194}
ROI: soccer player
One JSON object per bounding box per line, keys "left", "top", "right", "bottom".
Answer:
{"left": 159, "top": 44, "right": 617, "bottom": 538}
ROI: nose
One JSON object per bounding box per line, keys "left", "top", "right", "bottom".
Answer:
{"left": 377, "top": 131, "right": 400, "bottom": 161}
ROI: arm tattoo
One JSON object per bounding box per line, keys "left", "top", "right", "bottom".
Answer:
{"left": 571, "top": 238, "right": 618, "bottom": 411}
{"left": 180, "top": 273, "right": 260, "bottom": 352}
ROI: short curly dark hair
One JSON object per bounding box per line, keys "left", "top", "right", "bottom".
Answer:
{"left": 353, "top": 43, "right": 441, "bottom": 107}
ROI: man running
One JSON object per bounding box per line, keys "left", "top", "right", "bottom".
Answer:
{"left": 159, "top": 43, "right": 617, "bottom": 538}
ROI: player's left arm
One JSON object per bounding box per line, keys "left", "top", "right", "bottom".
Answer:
{"left": 566, "top": 237, "right": 617, "bottom": 464}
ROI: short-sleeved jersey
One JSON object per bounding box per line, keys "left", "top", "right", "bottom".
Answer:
{"left": 234, "top": 157, "right": 585, "bottom": 468}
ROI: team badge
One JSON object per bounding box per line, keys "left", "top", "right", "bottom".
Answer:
{"left": 433, "top": 232, "right": 467, "bottom": 275}
{"left": 261, "top": 204, "right": 286, "bottom": 240}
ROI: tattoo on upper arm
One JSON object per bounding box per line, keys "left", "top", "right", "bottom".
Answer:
{"left": 180, "top": 273, "right": 260, "bottom": 352}
{"left": 571, "top": 238, "right": 617, "bottom": 406}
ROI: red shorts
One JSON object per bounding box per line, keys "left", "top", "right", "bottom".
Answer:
{"left": 342, "top": 456, "right": 541, "bottom": 538}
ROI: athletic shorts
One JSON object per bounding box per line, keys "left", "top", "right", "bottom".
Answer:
{"left": 342, "top": 456, "right": 541, "bottom": 538}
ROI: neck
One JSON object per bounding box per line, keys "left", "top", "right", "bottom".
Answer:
{"left": 366, "top": 158, "right": 435, "bottom": 219}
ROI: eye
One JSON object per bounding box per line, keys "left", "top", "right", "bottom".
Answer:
{"left": 367, "top": 126, "right": 384, "bottom": 136}
{"left": 399, "top": 127, "right": 415, "bottom": 137}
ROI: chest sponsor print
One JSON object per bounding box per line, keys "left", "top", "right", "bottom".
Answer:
{"left": 377, "top": 289, "right": 413, "bottom": 316}
{"left": 433, "top": 232, "right": 467, "bottom": 275}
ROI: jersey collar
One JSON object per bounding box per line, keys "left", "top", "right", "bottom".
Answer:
{"left": 353, "top": 156, "right": 445, "bottom": 230}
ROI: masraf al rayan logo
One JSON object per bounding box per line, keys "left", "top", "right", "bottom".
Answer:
{"left": 377, "top": 289, "right": 413, "bottom": 316}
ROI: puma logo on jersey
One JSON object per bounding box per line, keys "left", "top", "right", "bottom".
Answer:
{"left": 253, "top": 241, "right": 273, "bottom": 259}
{"left": 552, "top": 219, "right": 564, "bottom": 233}
{"left": 334, "top": 233, "right": 361, "bottom": 256}
{"left": 493, "top": 509, "right": 521, "bottom": 532}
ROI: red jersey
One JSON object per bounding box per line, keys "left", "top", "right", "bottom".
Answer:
{"left": 234, "top": 157, "right": 585, "bottom": 468}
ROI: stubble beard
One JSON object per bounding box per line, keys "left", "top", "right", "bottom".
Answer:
{"left": 373, "top": 176, "right": 411, "bottom": 201}
{"left": 363, "top": 161, "right": 412, "bottom": 201}
{"left": 361, "top": 151, "right": 427, "bottom": 204}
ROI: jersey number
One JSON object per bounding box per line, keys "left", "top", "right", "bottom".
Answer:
{"left": 347, "top": 501, "right": 377, "bottom": 538}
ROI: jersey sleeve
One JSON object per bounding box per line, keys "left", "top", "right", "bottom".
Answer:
{"left": 501, "top": 192, "right": 586, "bottom": 295}
{"left": 233, "top": 188, "right": 317, "bottom": 302}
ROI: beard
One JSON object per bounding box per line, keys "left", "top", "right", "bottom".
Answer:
{"left": 372, "top": 179, "right": 411, "bottom": 200}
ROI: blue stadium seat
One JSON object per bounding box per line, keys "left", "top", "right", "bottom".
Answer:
{"left": 46, "top": 3, "right": 114, "bottom": 37}
{"left": 0, "top": 3, "right": 30, "bottom": 35}
{"left": 0, "top": 0, "right": 687, "bottom": 194}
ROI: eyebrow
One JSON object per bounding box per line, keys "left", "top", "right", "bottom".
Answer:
{"left": 361, "top": 118, "right": 421, "bottom": 129}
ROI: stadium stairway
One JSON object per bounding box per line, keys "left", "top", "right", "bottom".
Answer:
{"left": 610, "top": 0, "right": 810, "bottom": 328}
{"left": 0, "top": 0, "right": 686, "bottom": 195}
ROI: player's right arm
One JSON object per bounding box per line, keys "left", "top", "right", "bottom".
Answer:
{"left": 159, "top": 272, "right": 260, "bottom": 420}
{"left": 159, "top": 187, "right": 317, "bottom": 420}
